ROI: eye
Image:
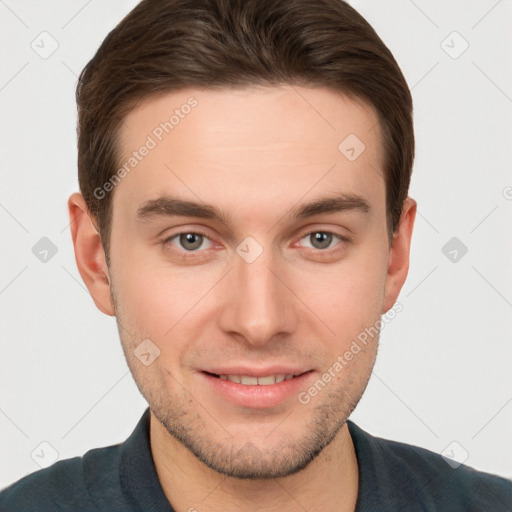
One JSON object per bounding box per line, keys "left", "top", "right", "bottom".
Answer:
{"left": 298, "top": 231, "right": 348, "bottom": 251}
{"left": 164, "top": 231, "right": 213, "bottom": 252}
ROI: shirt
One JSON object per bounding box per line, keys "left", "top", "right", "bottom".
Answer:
{"left": 1, "top": 407, "right": 510, "bottom": 511}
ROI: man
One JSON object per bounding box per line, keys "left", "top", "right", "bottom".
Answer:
{"left": 1, "top": 0, "right": 510, "bottom": 510}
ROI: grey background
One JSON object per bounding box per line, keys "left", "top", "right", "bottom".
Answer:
{"left": 1, "top": 0, "right": 511, "bottom": 489}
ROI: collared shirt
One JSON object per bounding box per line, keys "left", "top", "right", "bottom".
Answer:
{"left": 1, "top": 408, "right": 510, "bottom": 511}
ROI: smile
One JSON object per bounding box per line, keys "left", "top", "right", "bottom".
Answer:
{"left": 200, "top": 370, "right": 314, "bottom": 408}
{"left": 210, "top": 373, "right": 298, "bottom": 385}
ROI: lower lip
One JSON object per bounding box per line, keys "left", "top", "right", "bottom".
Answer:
{"left": 200, "top": 371, "right": 314, "bottom": 409}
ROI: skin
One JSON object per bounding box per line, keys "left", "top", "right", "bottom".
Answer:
{"left": 68, "top": 85, "right": 416, "bottom": 512}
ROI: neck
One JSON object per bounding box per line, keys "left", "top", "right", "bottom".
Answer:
{"left": 150, "top": 411, "right": 359, "bottom": 512}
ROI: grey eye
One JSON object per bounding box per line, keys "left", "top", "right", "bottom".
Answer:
{"left": 308, "top": 232, "right": 334, "bottom": 250}
{"left": 179, "top": 233, "right": 205, "bottom": 251}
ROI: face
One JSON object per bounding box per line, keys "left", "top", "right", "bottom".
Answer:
{"left": 100, "top": 85, "right": 408, "bottom": 479}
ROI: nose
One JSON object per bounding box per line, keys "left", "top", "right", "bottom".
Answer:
{"left": 217, "top": 243, "right": 297, "bottom": 347}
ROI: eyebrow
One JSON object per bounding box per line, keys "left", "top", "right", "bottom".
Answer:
{"left": 136, "top": 192, "right": 371, "bottom": 228}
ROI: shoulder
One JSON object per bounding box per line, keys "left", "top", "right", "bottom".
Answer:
{"left": 383, "top": 435, "right": 510, "bottom": 508}
{"left": 347, "top": 421, "right": 512, "bottom": 511}
{"left": 0, "top": 444, "right": 122, "bottom": 512}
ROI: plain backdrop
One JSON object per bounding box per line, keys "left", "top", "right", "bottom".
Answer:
{"left": 1, "top": 0, "right": 511, "bottom": 489}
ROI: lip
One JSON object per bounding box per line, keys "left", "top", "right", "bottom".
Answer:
{"left": 199, "top": 368, "right": 315, "bottom": 409}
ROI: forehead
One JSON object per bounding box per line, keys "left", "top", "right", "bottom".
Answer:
{"left": 114, "top": 85, "right": 385, "bottom": 225}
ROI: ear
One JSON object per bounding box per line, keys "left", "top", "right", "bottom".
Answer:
{"left": 68, "top": 192, "right": 115, "bottom": 316}
{"left": 382, "top": 197, "right": 417, "bottom": 313}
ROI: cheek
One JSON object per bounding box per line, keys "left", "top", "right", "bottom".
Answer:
{"left": 111, "top": 248, "right": 217, "bottom": 357}
{"left": 293, "top": 245, "right": 388, "bottom": 328}
{"left": 110, "top": 250, "right": 173, "bottom": 338}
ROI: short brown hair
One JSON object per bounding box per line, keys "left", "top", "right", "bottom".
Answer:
{"left": 76, "top": 0, "right": 414, "bottom": 261}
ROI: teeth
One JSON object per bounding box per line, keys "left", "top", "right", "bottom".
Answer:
{"left": 219, "top": 374, "right": 295, "bottom": 385}
{"left": 240, "top": 376, "right": 258, "bottom": 385}
{"left": 257, "top": 375, "right": 277, "bottom": 385}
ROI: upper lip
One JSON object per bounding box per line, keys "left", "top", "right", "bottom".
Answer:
{"left": 201, "top": 366, "right": 312, "bottom": 377}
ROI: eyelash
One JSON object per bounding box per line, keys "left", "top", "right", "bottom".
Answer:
{"left": 161, "top": 229, "right": 350, "bottom": 259}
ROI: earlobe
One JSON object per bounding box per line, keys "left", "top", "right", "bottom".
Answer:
{"left": 382, "top": 197, "right": 417, "bottom": 314}
{"left": 68, "top": 192, "right": 115, "bottom": 316}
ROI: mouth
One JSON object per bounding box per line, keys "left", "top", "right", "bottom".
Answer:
{"left": 199, "top": 369, "right": 315, "bottom": 408}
